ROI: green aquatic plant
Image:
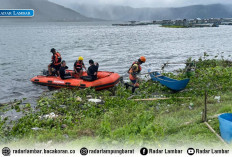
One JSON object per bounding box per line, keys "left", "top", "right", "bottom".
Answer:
{"left": 1, "top": 55, "right": 232, "bottom": 147}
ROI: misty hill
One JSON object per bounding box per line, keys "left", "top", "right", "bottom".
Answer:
{"left": 0, "top": 0, "right": 97, "bottom": 22}
{"left": 70, "top": 4, "right": 232, "bottom": 21}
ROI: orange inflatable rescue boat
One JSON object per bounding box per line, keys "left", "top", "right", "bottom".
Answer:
{"left": 31, "top": 71, "right": 121, "bottom": 90}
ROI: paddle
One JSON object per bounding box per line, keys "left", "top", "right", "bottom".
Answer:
{"left": 164, "top": 62, "right": 186, "bottom": 65}
{"left": 133, "top": 97, "right": 191, "bottom": 101}
{"left": 162, "top": 62, "right": 196, "bottom": 69}
{"left": 122, "top": 70, "right": 162, "bottom": 77}
{"left": 138, "top": 70, "right": 162, "bottom": 76}
{"left": 163, "top": 62, "right": 194, "bottom": 65}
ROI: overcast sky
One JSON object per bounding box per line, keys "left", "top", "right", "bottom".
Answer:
{"left": 49, "top": 0, "right": 232, "bottom": 8}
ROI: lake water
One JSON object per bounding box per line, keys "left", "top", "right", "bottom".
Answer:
{"left": 0, "top": 22, "right": 232, "bottom": 103}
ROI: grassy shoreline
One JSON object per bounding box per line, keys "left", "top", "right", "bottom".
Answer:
{"left": 1, "top": 55, "right": 232, "bottom": 147}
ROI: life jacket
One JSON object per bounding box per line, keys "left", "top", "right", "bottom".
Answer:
{"left": 52, "top": 52, "right": 62, "bottom": 65}
{"left": 128, "top": 62, "right": 141, "bottom": 81}
{"left": 129, "top": 70, "right": 136, "bottom": 80}
{"left": 128, "top": 61, "right": 142, "bottom": 74}
{"left": 75, "top": 60, "right": 83, "bottom": 70}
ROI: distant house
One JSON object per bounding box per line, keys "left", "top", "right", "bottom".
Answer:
{"left": 222, "top": 18, "right": 232, "bottom": 22}
{"left": 172, "top": 19, "right": 189, "bottom": 27}
{"left": 175, "top": 20, "right": 183, "bottom": 26}
{"left": 153, "top": 20, "right": 163, "bottom": 24}
{"left": 208, "top": 18, "right": 221, "bottom": 25}
{"left": 162, "top": 20, "right": 173, "bottom": 26}
{"left": 195, "top": 18, "right": 202, "bottom": 24}
{"left": 129, "top": 21, "right": 137, "bottom": 24}
{"left": 221, "top": 22, "right": 232, "bottom": 25}
{"left": 183, "top": 19, "right": 189, "bottom": 27}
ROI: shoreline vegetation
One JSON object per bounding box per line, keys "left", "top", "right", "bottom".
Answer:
{"left": 161, "top": 25, "right": 188, "bottom": 28}
{"left": 1, "top": 54, "right": 232, "bottom": 147}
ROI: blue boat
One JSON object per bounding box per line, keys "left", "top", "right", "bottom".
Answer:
{"left": 148, "top": 69, "right": 190, "bottom": 91}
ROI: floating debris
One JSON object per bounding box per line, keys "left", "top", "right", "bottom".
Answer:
{"left": 47, "top": 140, "right": 52, "bottom": 145}
{"left": 86, "top": 95, "right": 92, "bottom": 99}
{"left": 31, "top": 127, "right": 42, "bottom": 131}
{"left": 76, "top": 96, "right": 82, "bottom": 102}
{"left": 60, "top": 105, "right": 66, "bottom": 108}
{"left": 61, "top": 124, "right": 67, "bottom": 129}
{"left": 39, "top": 112, "right": 58, "bottom": 119}
{"left": 88, "top": 99, "right": 102, "bottom": 103}
{"left": 214, "top": 96, "right": 221, "bottom": 103}
{"left": 189, "top": 103, "right": 194, "bottom": 110}
{"left": 0, "top": 115, "right": 4, "bottom": 121}
{"left": 156, "top": 106, "right": 159, "bottom": 111}
{"left": 63, "top": 134, "right": 69, "bottom": 139}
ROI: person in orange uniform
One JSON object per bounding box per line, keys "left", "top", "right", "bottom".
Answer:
{"left": 48, "top": 48, "right": 62, "bottom": 76}
{"left": 127, "top": 56, "right": 146, "bottom": 93}
{"left": 74, "top": 56, "right": 86, "bottom": 78}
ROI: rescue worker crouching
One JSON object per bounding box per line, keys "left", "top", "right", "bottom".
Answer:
{"left": 127, "top": 56, "right": 146, "bottom": 93}
{"left": 48, "top": 48, "right": 62, "bottom": 76}
{"left": 74, "top": 56, "right": 86, "bottom": 78}
{"left": 129, "top": 64, "right": 140, "bottom": 87}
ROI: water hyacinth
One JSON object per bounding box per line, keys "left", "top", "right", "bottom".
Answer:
{"left": 0, "top": 55, "right": 232, "bottom": 147}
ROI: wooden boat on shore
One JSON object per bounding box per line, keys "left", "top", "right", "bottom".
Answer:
{"left": 148, "top": 69, "right": 190, "bottom": 91}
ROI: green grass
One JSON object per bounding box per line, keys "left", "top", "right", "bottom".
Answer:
{"left": 1, "top": 55, "right": 232, "bottom": 148}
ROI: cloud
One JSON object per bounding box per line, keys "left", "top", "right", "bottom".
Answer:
{"left": 49, "top": 0, "right": 232, "bottom": 8}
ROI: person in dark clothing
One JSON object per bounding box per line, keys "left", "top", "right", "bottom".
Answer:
{"left": 81, "top": 59, "right": 99, "bottom": 81}
{"left": 59, "top": 60, "right": 74, "bottom": 80}
{"left": 87, "top": 59, "right": 99, "bottom": 80}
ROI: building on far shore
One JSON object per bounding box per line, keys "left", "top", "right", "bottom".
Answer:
{"left": 159, "top": 18, "right": 226, "bottom": 27}
{"left": 112, "top": 18, "right": 232, "bottom": 27}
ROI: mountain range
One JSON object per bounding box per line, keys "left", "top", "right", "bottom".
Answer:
{"left": 0, "top": 1, "right": 232, "bottom": 22}
{"left": 69, "top": 3, "right": 232, "bottom": 21}
{"left": 0, "top": 0, "right": 96, "bottom": 22}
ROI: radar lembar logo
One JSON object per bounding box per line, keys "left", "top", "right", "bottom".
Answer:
{"left": 2, "top": 147, "right": 11, "bottom": 156}
{"left": 0, "top": 9, "right": 34, "bottom": 17}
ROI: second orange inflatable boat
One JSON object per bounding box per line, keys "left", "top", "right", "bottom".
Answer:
{"left": 31, "top": 71, "right": 121, "bottom": 90}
